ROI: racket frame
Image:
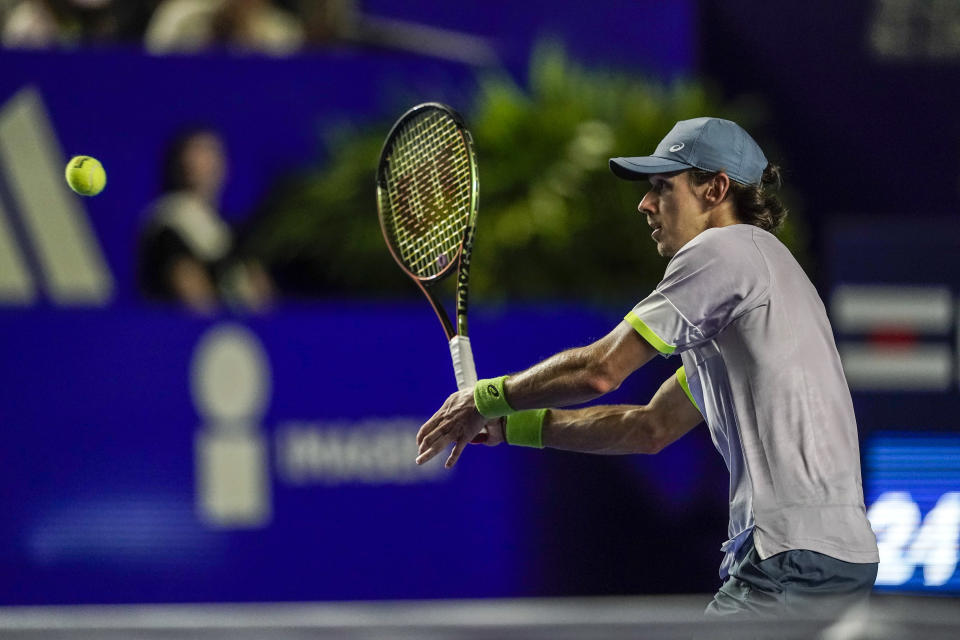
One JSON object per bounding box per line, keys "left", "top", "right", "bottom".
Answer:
{"left": 376, "top": 102, "right": 479, "bottom": 344}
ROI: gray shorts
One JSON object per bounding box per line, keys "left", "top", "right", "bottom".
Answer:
{"left": 704, "top": 535, "right": 878, "bottom": 620}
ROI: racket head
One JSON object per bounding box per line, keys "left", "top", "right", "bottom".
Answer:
{"left": 376, "top": 103, "right": 479, "bottom": 284}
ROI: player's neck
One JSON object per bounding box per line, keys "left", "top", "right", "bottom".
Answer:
{"left": 705, "top": 201, "right": 741, "bottom": 230}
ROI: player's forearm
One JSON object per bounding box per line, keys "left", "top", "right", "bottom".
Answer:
{"left": 503, "top": 346, "right": 619, "bottom": 411}
{"left": 542, "top": 404, "right": 663, "bottom": 455}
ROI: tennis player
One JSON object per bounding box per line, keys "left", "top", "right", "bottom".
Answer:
{"left": 415, "top": 117, "right": 879, "bottom": 618}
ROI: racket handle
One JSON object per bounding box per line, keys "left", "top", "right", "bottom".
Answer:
{"left": 449, "top": 335, "right": 477, "bottom": 391}
{"left": 449, "top": 335, "right": 488, "bottom": 443}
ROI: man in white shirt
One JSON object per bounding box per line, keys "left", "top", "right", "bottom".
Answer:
{"left": 415, "top": 117, "right": 879, "bottom": 617}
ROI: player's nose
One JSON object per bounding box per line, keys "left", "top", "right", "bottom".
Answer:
{"left": 638, "top": 190, "right": 656, "bottom": 215}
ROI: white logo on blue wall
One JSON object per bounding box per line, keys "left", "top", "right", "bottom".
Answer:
{"left": 0, "top": 87, "right": 113, "bottom": 306}
{"left": 192, "top": 323, "right": 272, "bottom": 528}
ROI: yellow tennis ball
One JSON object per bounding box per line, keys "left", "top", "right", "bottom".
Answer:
{"left": 65, "top": 155, "right": 106, "bottom": 196}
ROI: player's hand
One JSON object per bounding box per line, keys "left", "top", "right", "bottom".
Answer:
{"left": 481, "top": 416, "right": 505, "bottom": 446}
{"left": 416, "top": 388, "right": 488, "bottom": 468}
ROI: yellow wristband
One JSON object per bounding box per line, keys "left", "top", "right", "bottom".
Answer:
{"left": 506, "top": 409, "right": 547, "bottom": 448}
{"left": 474, "top": 375, "right": 514, "bottom": 418}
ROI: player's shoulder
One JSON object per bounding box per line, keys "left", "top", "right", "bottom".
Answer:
{"left": 695, "top": 223, "right": 760, "bottom": 246}
{"left": 672, "top": 224, "right": 765, "bottom": 264}
{"left": 662, "top": 225, "right": 771, "bottom": 292}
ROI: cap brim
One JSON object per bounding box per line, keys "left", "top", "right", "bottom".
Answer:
{"left": 609, "top": 156, "right": 692, "bottom": 181}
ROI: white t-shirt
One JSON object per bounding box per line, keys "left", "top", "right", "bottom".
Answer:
{"left": 626, "top": 224, "right": 879, "bottom": 578}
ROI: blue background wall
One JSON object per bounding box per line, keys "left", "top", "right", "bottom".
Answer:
{"left": 0, "top": 1, "right": 731, "bottom": 604}
{"left": 1, "top": 0, "right": 959, "bottom": 604}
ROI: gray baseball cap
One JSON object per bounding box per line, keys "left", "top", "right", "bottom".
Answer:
{"left": 609, "top": 117, "right": 768, "bottom": 186}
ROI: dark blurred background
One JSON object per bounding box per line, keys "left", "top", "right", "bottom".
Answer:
{"left": 0, "top": 0, "right": 958, "bottom": 606}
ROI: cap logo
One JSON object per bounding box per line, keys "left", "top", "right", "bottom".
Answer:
{"left": 669, "top": 143, "right": 685, "bottom": 152}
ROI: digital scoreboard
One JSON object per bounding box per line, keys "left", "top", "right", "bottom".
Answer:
{"left": 865, "top": 433, "right": 960, "bottom": 593}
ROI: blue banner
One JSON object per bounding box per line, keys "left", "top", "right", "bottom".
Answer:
{"left": 0, "top": 304, "right": 707, "bottom": 604}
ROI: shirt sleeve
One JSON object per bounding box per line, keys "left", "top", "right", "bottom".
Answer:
{"left": 625, "top": 227, "right": 770, "bottom": 356}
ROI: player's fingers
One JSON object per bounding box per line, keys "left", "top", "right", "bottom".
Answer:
{"left": 415, "top": 437, "right": 449, "bottom": 465}
{"left": 417, "top": 395, "right": 457, "bottom": 445}
{"left": 445, "top": 436, "right": 469, "bottom": 469}
{"left": 416, "top": 412, "right": 441, "bottom": 446}
{"left": 418, "top": 420, "right": 454, "bottom": 452}
{"left": 416, "top": 426, "right": 456, "bottom": 463}
{"left": 416, "top": 423, "right": 430, "bottom": 447}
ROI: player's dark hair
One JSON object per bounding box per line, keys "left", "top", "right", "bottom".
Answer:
{"left": 689, "top": 164, "right": 788, "bottom": 232}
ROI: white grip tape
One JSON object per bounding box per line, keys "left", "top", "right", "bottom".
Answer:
{"left": 449, "top": 335, "right": 477, "bottom": 391}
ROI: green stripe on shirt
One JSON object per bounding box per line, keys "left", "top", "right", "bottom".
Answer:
{"left": 624, "top": 311, "right": 676, "bottom": 355}
{"left": 675, "top": 366, "right": 701, "bottom": 413}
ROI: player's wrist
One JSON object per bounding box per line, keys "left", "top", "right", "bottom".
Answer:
{"left": 474, "top": 375, "right": 515, "bottom": 418}
{"left": 505, "top": 409, "right": 547, "bottom": 448}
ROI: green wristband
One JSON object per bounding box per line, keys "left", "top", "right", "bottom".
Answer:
{"left": 474, "top": 375, "right": 515, "bottom": 418}
{"left": 506, "top": 409, "right": 547, "bottom": 448}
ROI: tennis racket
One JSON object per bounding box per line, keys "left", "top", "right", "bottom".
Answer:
{"left": 376, "top": 102, "right": 481, "bottom": 405}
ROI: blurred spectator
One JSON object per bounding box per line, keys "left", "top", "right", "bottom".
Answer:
{"left": 145, "top": 0, "right": 304, "bottom": 55}
{"left": 138, "top": 127, "right": 275, "bottom": 314}
{"left": 2, "top": 0, "right": 494, "bottom": 63}
{"left": 289, "top": 0, "right": 356, "bottom": 46}
{"left": 1, "top": 0, "right": 154, "bottom": 48}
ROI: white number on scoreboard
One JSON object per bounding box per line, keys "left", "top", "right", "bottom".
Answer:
{"left": 868, "top": 491, "right": 960, "bottom": 587}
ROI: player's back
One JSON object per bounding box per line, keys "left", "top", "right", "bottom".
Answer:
{"left": 627, "top": 224, "right": 880, "bottom": 573}
{"left": 693, "top": 225, "right": 879, "bottom": 567}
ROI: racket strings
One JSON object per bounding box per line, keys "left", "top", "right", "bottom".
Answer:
{"left": 380, "top": 110, "right": 473, "bottom": 279}
{"left": 387, "top": 115, "right": 466, "bottom": 274}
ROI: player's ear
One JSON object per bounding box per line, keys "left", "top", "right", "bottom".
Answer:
{"left": 705, "top": 171, "right": 731, "bottom": 205}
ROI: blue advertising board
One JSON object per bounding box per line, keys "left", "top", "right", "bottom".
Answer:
{"left": 0, "top": 304, "right": 698, "bottom": 604}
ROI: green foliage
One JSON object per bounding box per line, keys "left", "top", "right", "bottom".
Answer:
{"left": 248, "top": 43, "right": 807, "bottom": 307}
